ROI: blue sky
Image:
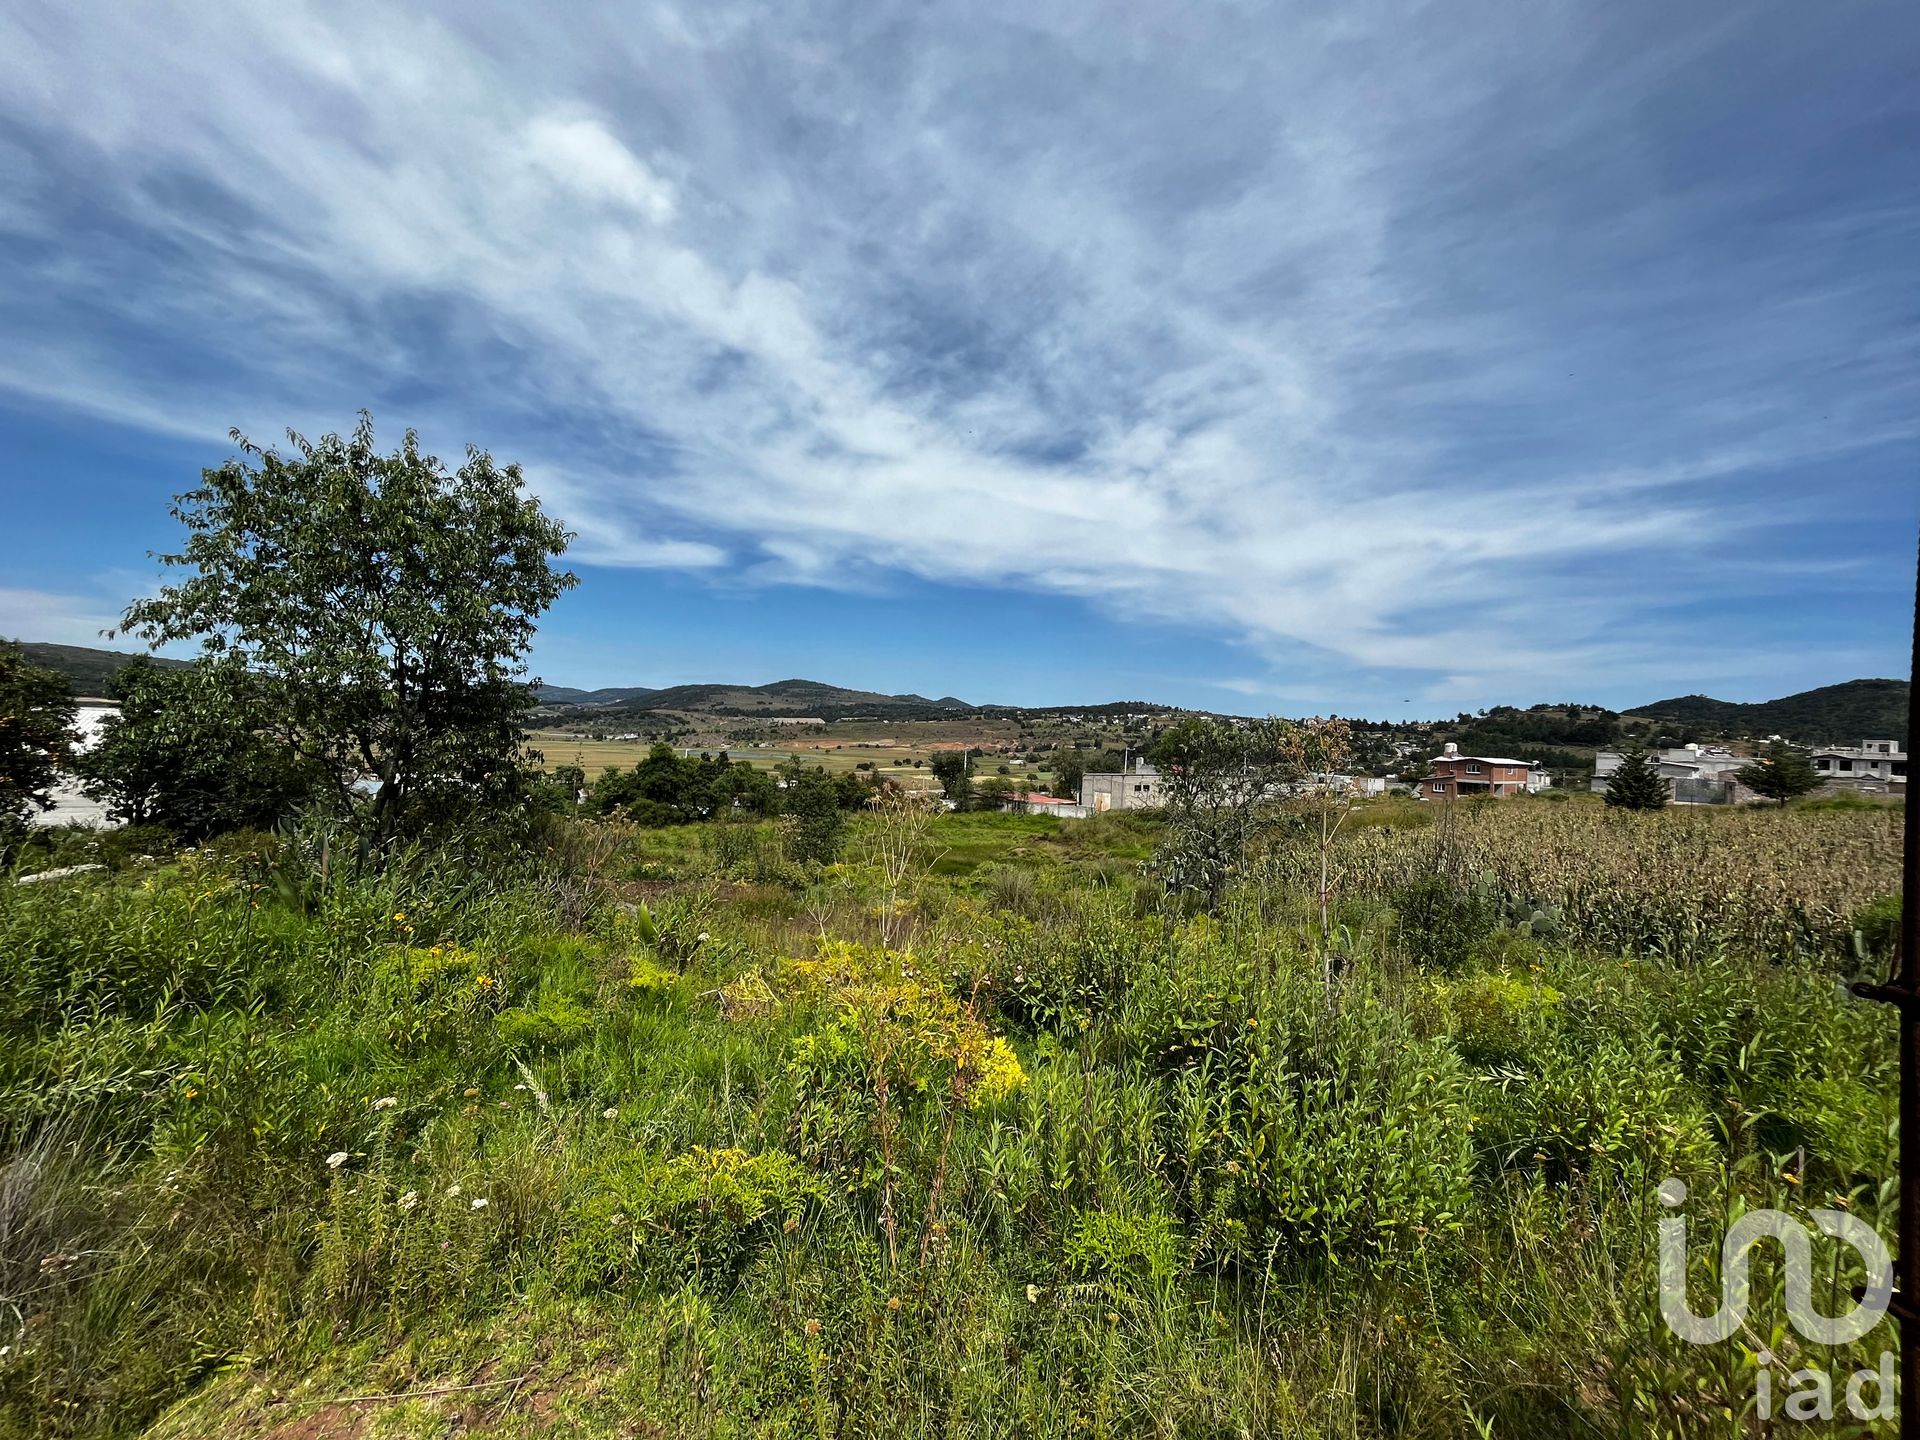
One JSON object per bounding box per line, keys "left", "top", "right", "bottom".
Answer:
{"left": 0, "top": 2, "right": 1914, "bottom": 719}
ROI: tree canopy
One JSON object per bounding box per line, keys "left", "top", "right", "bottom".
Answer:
{"left": 1737, "top": 740, "right": 1823, "bottom": 805}
{"left": 1148, "top": 715, "right": 1302, "bottom": 906}
{"left": 586, "top": 745, "right": 782, "bottom": 825}
{"left": 76, "top": 657, "right": 316, "bottom": 839}
{"left": 1602, "top": 745, "right": 1670, "bottom": 811}
{"left": 116, "top": 415, "right": 576, "bottom": 838}
{"left": 0, "top": 642, "right": 76, "bottom": 844}
{"left": 929, "top": 751, "right": 971, "bottom": 806}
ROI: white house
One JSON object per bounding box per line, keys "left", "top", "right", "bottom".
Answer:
{"left": 1592, "top": 743, "right": 1753, "bottom": 806}
{"left": 1078, "top": 759, "right": 1165, "bottom": 812}
{"left": 30, "top": 702, "right": 118, "bottom": 828}
{"left": 1810, "top": 740, "right": 1906, "bottom": 793}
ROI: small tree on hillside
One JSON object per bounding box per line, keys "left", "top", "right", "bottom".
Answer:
{"left": 1738, "top": 740, "right": 1822, "bottom": 806}
{"left": 0, "top": 642, "right": 76, "bottom": 848}
{"left": 116, "top": 415, "right": 576, "bottom": 840}
{"left": 1603, "top": 745, "right": 1670, "bottom": 811}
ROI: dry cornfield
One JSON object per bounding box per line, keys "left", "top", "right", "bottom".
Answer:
{"left": 1267, "top": 799, "right": 1904, "bottom": 964}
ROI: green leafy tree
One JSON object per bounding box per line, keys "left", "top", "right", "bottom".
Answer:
{"left": 1050, "top": 750, "right": 1085, "bottom": 800}
{"left": 973, "top": 775, "right": 1019, "bottom": 811}
{"left": 1737, "top": 740, "right": 1822, "bottom": 805}
{"left": 0, "top": 642, "right": 77, "bottom": 845}
{"left": 117, "top": 415, "right": 576, "bottom": 839}
{"left": 1602, "top": 745, "right": 1670, "bottom": 811}
{"left": 782, "top": 766, "right": 846, "bottom": 865}
{"left": 1148, "top": 715, "right": 1300, "bottom": 907}
{"left": 586, "top": 745, "right": 781, "bottom": 825}
{"left": 930, "top": 750, "right": 971, "bottom": 808}
{"left": 76, "top": 656, "right": 317, "bottom": 839}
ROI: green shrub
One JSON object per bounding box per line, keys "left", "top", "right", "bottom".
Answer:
{"left": 1062, "top": 1205, "right": 1184, "bottom": 1285}
{"left": 1441, "top": 972, "right": 1561, "bottom": 1068}
{"left": 495, "top": 994, "right": 593, "bottom": 1052}
{"left": 1391, "top": 875, "right": 1497, "bottom": 971}
{"left": 369, "top": 942, "right": 510, "bottom": 1052}
{"left": 566, "top": 1146, "right": 823, "bottom": 1289}
{"left": 628, "top": 954, "right": 680, "bottom": 994}
{"left": 1853, "top": 892, "right": 1902, "bottom": 966}
{"left": 1476, "top": 1036, "right": 1715, "bottom": 1180}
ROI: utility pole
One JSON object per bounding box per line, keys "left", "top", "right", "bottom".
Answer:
{"left": 1854, "top": 529, "right": 1920, "bottom": 1437}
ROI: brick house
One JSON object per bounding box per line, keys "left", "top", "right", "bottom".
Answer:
{"left": 1418, "top": 743, "right": 1534, "bottom": 799}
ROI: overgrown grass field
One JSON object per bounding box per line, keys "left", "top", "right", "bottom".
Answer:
{"left": 0, "top": 798, "right": 1904, "bottom": 1438}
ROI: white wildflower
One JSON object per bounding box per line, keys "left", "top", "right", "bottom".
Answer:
{"left": 602, "top": 1106, "right": 619, "bottom": 1120}
{"left": 446, "top": 1183, "right": 462, "bottom": 1199}
{"left": 470, "top": 1197, "right": 489, "bottom": 1210}
{"left": 371, "top": 1096, "right": 398, "bottom": 1111}
{"left": 325, "top": 1152, "right": 349, "bottom": 1169}
{"left": 397, "top": 1190, "right": 419, "bottom": 1211}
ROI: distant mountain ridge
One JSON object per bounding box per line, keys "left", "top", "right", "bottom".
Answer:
{"left": 9, "top": 641, "right": 191, "bottom": 696}
{"left": 1626, "top": 679, "right": 1908, "bottom": 745}
{"left": 534, "top": 684, "right": 664, "bottom": 705}
{"left": 14, "top": 640, "right": 1904, "bottom": 741}
{"left": 535, "top": 677, "right": 975, "bottom": 719}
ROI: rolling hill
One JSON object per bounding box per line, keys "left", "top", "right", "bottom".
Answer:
{"left": 9, "top": 641, "right": 191, "bottom": 696}
{"left": 536, "top": 677, "right": 976, "bottom": 720}
{"left": 1626, "top": 678, "right": 1908, "bottom": 745}
{"left": 534, "top": 684, "right": 664, "bottom": 705}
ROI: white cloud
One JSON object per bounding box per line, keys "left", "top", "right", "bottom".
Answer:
{"left": 522, "top": 115, "right": 677, "bottom": 224}
{"left": 0, "top": 0, "right": 1912, "bottom": 705}
{"left": 0, "top": 588, "right": 123, "bottom": 648}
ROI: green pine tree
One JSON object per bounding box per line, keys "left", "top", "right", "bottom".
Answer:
{"left": 1737, "top": 740, "right": 1822, "bottom": 805}
{"left": 1603, "top": 744, "right": 1670, "bottom": 811}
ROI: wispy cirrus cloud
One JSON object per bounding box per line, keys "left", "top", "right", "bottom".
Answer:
{"left": 0, "top": 1, "right": 1913, "bottom": 708}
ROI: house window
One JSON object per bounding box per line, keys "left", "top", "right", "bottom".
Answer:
{"left": 1839, "top": 759, "right": 1853, "bottom": 772}
{"left": 1431, "top": 782, "right": 1445, "bottom": 793}
{"left": 1466, "top": 763, "right": 1481, "bottom": 773}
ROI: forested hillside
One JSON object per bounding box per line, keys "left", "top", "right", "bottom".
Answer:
{"left": 9, "top": 643, "right": 189, "bottom": 696}
{"left": 1628, "top": 678, "right": 1908, "bottom": 743}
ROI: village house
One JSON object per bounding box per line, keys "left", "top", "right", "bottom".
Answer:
{"left": 1591, "top": 743, "right": 1753, "bottom": 805}
{"left": 1417, "top": 743, "right": 1536, "bottom": 800}
{"left": 1013, "top": 791, "right": 1091, "bottom": 819}
{"left": 1810, "top": 739, "right": 1906, "bottom": 794}
{"left": 1078, "top": 758, "right": 1166, "bottom": 812}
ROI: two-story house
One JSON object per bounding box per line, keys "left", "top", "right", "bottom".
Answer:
{"left": 1418, "top": 743, "right": 1534, "bottom": 799}
{"left": 1811, "top": 740, "right": 1907, "bottom": 793}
